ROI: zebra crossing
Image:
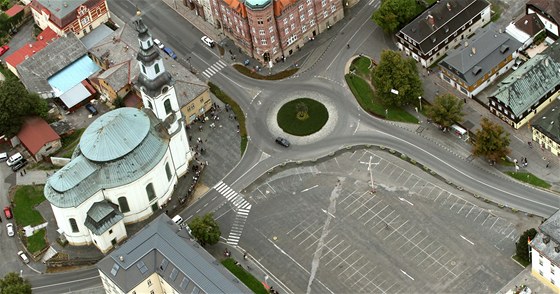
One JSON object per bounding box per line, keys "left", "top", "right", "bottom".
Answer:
{"left": 202, "top": 60, "right": 227, "bottom": 78}
{"left": 214, "top": 181, "right": 251, "bottom": 245}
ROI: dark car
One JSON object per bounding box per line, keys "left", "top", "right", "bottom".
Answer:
{"left": 11, "top": 159, "right": 27, "bottom": 172}
{"left": 4, "top": 206, "right": 12, "bottom": 219}
{"left": 275, "top": 137, "right": 290, "bottom": 147}
{"left": 85, "top": 103, "right": 98, "bottom": 115}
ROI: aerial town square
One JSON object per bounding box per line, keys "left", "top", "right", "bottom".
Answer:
{"left": 0, "top": 0, "right": 560, "bottom": 293}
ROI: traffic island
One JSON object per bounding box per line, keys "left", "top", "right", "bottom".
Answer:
{"left": 276, "top": 98, "right": 328, "bottom": 136}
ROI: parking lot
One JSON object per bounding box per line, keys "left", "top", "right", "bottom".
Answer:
{"left": 237, "top": 148, "right": 539, "bottom": 293}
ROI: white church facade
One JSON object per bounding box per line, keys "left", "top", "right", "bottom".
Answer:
{"left": 43, "top": 13, "right": 192, "bottom": 253}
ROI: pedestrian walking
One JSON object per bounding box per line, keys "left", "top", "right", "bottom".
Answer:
{"left": 546, "top": 161, "right": 550, "bottom": 168}
{"left": 243, "top": 253, "right": 247, "bottom": 260}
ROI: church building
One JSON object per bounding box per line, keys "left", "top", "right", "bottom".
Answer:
{"left": 43, "top": 13, "right": 192, "bottom": 253}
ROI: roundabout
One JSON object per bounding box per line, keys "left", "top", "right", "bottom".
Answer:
{"left": 276, "top": 98, "right": 328, "bottom": 136}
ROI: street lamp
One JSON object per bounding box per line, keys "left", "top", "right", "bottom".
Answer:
{"left": 418, "top": 96, "right": 422, "bottom": 111}
{"left": 186, "top": 56, "right": 192, "bottom": 71}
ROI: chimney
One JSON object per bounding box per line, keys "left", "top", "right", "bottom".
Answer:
{"left": 471, "top": 47, "right": 476, "bottom": 55}
{"left": 119, "top": 256, "right": 124, "bottom": 262}
{"left": 63, "top": 2, "right": 68, "bottom": 7}
{"left": 29, "top": 44, "right": 32, "bottom": 48}
{"left": 524, "top": 20, "right": 529, "bottom": 25}
{"left": 447, "top": 3, "right": 451, "bottom": 11}
{"left": 39, "top": 36, "right": 43, "bottom": 40}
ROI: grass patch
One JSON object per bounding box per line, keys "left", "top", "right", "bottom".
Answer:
{"left": 13, "top": 185, "right": 46, "bottom": 227}
{"left": 26, "top": 228, "right": 47, "bottom": 254}
{"left": 505, "top": 172, "right": 551, "bottom": 189}
{"left": 208, "top": 82, "right": 247, "bottom": 154}
{"left": 512, "top": 254, "right": 530, "bottom": 267}
{"left": 490, "top": 0, "right": 502, "bottom": 22}
{"left": 221, "top": 258, "right": 268, "bottom": 294}
{"left": 345, "top": 74, "right": 418, "bottom": 123}
{"left": 233, "top": 64, "right": 298, "bottom": 80}
{"left": 57, "top": 128, "right": 85, "bottom": 158}
{"left": 277, "top": 98, "right": 328, "bottom": 136}
{"left": 349, "top": 56, "right": 372, "bottom": 78}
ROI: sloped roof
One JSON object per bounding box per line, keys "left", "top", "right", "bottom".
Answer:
{"left": 528, "top": 0, "right": 560, "bottom": 24}
{"left": 80, "top": 23, "right": 114, "bottom": 50}
{"left": 85, "top": 201, "right": 124, "bottom": 235}
{"left": 5, "top": 27, "right": 58, "bottom": 70}
{"left": 31, "top": 0, "right": 105, "bottom": 29}
{"left": 97, "top": 61, "right": 131, "bottom": 91}
{"left": 17, "top": 117, "right": 60, "bottom": 156}
{"left": 399, "top": 0, "right": 490, "bottom": 54}
{"left": 533, "top": 102, "right": 560, "bottom": 146}
{"left": 5, "top": 4, "right": 25, "bottom": 17}
{"left": 531, "top": 208, "right": 560, "bottom": 266}
{"left": 273, "top": 0, "right": 297, "bottom": 16}
{"left": 97, "top": 214, "right": 251, "bottom": 293}
{"left": 514, "top": 14, "right": 545, "bottom": 37}
{"left": 440, "top": 24, "right": 523, "bottom": 86}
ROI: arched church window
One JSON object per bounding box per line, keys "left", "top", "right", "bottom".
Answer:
{"left": 118, "top": 197, "right": 130, "bottom": 213}
{"left": 142, "top": 64, "right": 146, "bottom": 74}
{"left": 69, "top": 218, "right": 79, "bottom": 233}
{"left": 147, "top": 100, "right": 152, "bottom": 109}
{"left": 165, "top": 163, "right": 172, "bottom": 181}
{"left": 146, "top": 183, "right": 156, "bottom": 201}
{"left": 154, "top": 63, "right": 160, "bottom": 74}
{"left": 164, "top": 99, "right": 172, "bottom": 115}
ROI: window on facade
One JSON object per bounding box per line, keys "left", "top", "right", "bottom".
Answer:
{"left": 539, "top": 270, "right": 544, "bottom": 276}
{"left": 283, "top": 18, "right": 288, "bottom": 25}
{"left": 81, "top": 16, "right": 90, "bottom": 27}
{"left": 540, "top": 259, "right": 544, "bottom": 266}
{"left": 271, "top": 36, "right": 275, "bottom": 43}
{"left": 291, "top": 23, "right": 296, "bottom": 30}
{"left": 257, "top": 19, "right": 263, "bottom": 25}
{"left": 273, "top": 47, "right": 278, "bottom": 54}
{"left": 310, "top": 19, "right": 315, "bottom": 26}
{"left": 290, "top": 14, "right": 294, "bottom": 20}
{"left": 308, "top": 9, "right": 313, "bottom": 16}
{"left": 69, "top": 218, "right": 79, "bottom": 233}
{"left": 146, "top": 183, "right": 156, "bottom": 201}
{"left": 300, "top": 15, "right": 305, "bottom": 21}
{"left": 321, "top": 0, "right": 326, "bottom": 6}
{"left": 164, "top": 99, "right": 172, "bottom": 115}
{"left": 552, "top": 279, "right": 556, "bottom": 285}
{"left": 147, "top": 279, "right": 152, "bottom": 286}
{"left": 118, "top": 197, "right": 130, "bottom": 213}
{"left": 323, "top": 11, "right": 328, "bottom": 18}
{"left": 302, "top": 25, "right": 307, "bottom": 32}
{"left": 331, "top": 4, "right": 336, "bottom": 12}
{"left": 284, "top": 28, "right": 289, "bottom": 35}
{"left": 109, "top": 229, "right": 113, "bottom": 234}
{"left": 269, "top": 26, "right": 273, "bottom": 33}
{"left": 299, "top": 4, "right": 304, "bottom": 10}
{"left": 259, "top": 29, "right": 265, "bottom": 35}
{"left": 165, "top": 163, "right": 172, "bottom": 181}
{"left": 154, "top": 63, "right": 160, "bottom": 74}
{"left": 260, "top": 39, "right": 267, "bottom": 45}
{"left": 307, "top": 0, "right": 311, "bottom": 4}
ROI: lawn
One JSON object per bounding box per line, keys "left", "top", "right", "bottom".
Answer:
{"left": 13, "top": 185, "right": 46, "bottom": 227}
{"left": 349, "top": 56, "right": 372, "bottom": 78}
{"left": 233, "top": 64, "right": 299, "bottom": 80}
{"left": 59, "top": 128, "right": 85, "bottom": 158}
{"left": 277, "top": 98, "right": 329, "bottom": 136}
{"left": 26, "top": 229, "right": 47, "bottom": 254}
{"left": 208, "top": 82, "right": 248, "bottom": 154}
{"left": 345, "top": 74, "right": 419, "bottom": 123}
{"left": 505, "top": 172, "right": 551, "bottom": 189}
{"left": 221, "top": 258, "right": 268, "bottom": 294}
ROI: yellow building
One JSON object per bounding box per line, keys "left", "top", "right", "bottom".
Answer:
{"left": 532, "top": 102, "right": 560, "bottom": 156}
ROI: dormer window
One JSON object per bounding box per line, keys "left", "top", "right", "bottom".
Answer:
{"left": 78, "top": 5, "right": 88, "bottom": 16}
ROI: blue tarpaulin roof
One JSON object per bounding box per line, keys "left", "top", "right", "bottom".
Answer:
{"left": 47, "top": 55, "right": 99, "bottom": 95}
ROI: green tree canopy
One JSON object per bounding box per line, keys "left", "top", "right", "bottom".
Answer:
{"left": 0, "top": 272, "right": 32, "bottom": 294}
{"left": 371, "top": 50, "right": 423, "bottom": 107}
{"left": 372, "top": 0, "right": 422, "bottom": 33}
{"left": 189, "top": 213, "right": 221, "bottom": 246}
{"left": 516, "top": 228, "right": 537, "bottom": 264}
{"left": 0, "top": 77, "right": 49, "bottom": 137}
{"left": 426, "top": 94, "right": 464, "bottom": 128}
{"left": 472, "top": 117, "right": 511, "bottom": 162}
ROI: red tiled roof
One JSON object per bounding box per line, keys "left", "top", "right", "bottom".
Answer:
{"left": 17, "top": 117, "right": 60, "bottom": 156}
{"left": 5, "top": 27, "right": 58, "bottom": 69}
{"left": 5, "top": 4, "right": 24, "bottom": 17}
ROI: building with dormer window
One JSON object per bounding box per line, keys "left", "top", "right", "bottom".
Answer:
{"left": 530, "top": 209, "right": 560, "bottom": 292}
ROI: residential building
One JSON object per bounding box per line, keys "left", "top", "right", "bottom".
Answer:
{"left": 88, "top": 21, "right": 211, "bottom": 124}
{"left": 530, "top": 209, "right": 560, "bottom": 292}
{"left": 30, "top": 0, "right": 110, "bottom": 39}
{"left": 17, "top": 117, "right": 61, "bottom": 161}
{"left": 532, "top": 102, "right": 560, "bottom": 156}
{"left": 506, "top": 14, "right": 545, "bottom": 50}
{"left": 211, "top": 0, "right": 344, "bottom": 64}
{"left": 43, "top": 15, "right": 193, "bottom": 253}
{"left": 439, "top": 24, "right": 522, "bottom": 98}
{"left": 97, "top": 214, "right": 251, "bottom": 294}
{"left": 527, "top": 0, "right": 560, "bottom": 41}
{"left": 5, "top": 27, "right": 58, "bottom": 77}
{"left": 396, "top": 0, "right": 491, "bottom": 68}
{"left": 489, "top": 41, "right": 560, "bottom": 129}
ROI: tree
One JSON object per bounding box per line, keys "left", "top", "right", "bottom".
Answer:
{"left": 472, "top": 117, "right": 511, "bottom": 162}
{"left": 188, "top": 213, "right": 221, "bottom": 246}
{"left": 0, "top": 77, "right": 49, "bottom": 137}
{"left": 296, "top": 101, "right": 309, "bottom": 120}
{"left": 0, "top": 272, "right": 32, "bottom": 294}
{"left": 516, "top": 228, "right": 537, "bottom": 264}
{"left": 426, "top": 94, "right": 464, "bottom": 129}
{"left": 371, "top": 50, "right": 423, "bottom": 107}
{"left": 372, "top": 0, "right": 421, "bottom": 33}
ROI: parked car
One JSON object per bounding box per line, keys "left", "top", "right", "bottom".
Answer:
{"left": 17, "top": 251, "right": 29, "bottom": 264}
{"left": 512, "top": 59, "right": 523, "bottom": 70}
{"left": 153, "top": 38, "right": 164, "bottom": 49}
{"left": 11, "top": 159, "right": 27, "bottom": 172}
{"left": 0, "top": 45, "right": 9, "bottom": 57}
{"left": 201, "top": 36, "right": 215, "bottom": 48}
{"left": 162, "top": 47, "right": 177, "bottom": 59}
{"left": 0, "top": 152, "right": 7, "bottom": 162}
{"left": 6, "top": 152, "right": 23, "bottom": 166}
{"left": 6, "top": 223, "right": 14, "bottom": 237}
{"left": 85, "top": 103, "right": 98, "bottom": 115}
{"left": 275, "top": 137, "right": 290, "bottom": 147}
{"left": 4, "top": 206, "right": 12, "bottom": 219}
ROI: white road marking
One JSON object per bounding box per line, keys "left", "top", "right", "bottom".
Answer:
{"left": 321, "top": 208, "right": 336, "bottom": 218}
{"left": 398, "top": 197, "right": 414, "bottom": 206}
{"left": 400, "top": 269, "right": 415, "bottom": 281}
{"left": 460, "top": 235, "right": 475, "bottom": 245}
{"left": 302, "top": 184, "right": 319, "bottom": 193}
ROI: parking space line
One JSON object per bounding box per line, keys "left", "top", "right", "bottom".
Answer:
{"left": 306, "top": 233, "right": 338, "bottom": 251}
{"left": 344, "top": 191, "right": 369, "bottom": 210}
{"left": 323, "top": 245, "right": 351, "bottom": 266}
{"left": 363, "top": 204, "right": 388, "bottom": 225}
{"left": 290, "top": 220, "right": 317, "bottom": 239}
{"left": 340, "top": 188, "right": 359, "bottom": 204}
{"left": 465, "top": 205, "right": 476, "bottom": 218}
{"left": 456, "top": 201, "right": 467, "bottom": 214}
{"left": 357, "top": 201, "right": 388, "bottom": 220}
{"left": 320, "top": 239, "right": 345, "bottom": 260}
{"left": 398, "top": 231, "right": 420, "bottom": 250}
{"left": 330, "top": 250, "right": 357, "bottom": 270}
{"left": 350, "top": 267, "right": 375, "bottom": 287}
{"left": 481, "top": 213, "right": 492, "bottom": 225}
{"left": 358, "top": 275, "right": 386, "bottom": 294}
{"left": 383, "top": 220, "right": 408, "bottom": 240}
{"left": 473, "top": 209, "right": 484, "bottom": 222}
{"left": 349, "top": 195, "right": 376, "bottom": 216}
{"left": 393, "top": 169, "right": 406, "bottom": 182}
{"left": 297, "top": 226, "right": 322, "bottom": 246}
{"left": 489, "top": 217, "right": 500, "bottom": 230}
{"left": 338, "top": 258, "right": 363, "bottom": 277}
{"left": 404, "top": 235, "right": 428, "bottom": 255}
{"left": 385, "top": 214, "right": 400, "bottom": 227}
{"left": 433, "top": 190, "right": 444, "bottom": 202}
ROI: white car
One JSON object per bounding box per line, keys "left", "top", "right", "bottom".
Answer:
{"left": 201, "top": 36, "right": 215, "bottom": 48}
{"left": 6, "top": 223, "right": 14, "bottom": 237}
{"left": 17, "top": 251, "right": 29, "bottom": 264}
{"left": 153, "top": 38, "right": 165, "bottom": 49}
{"left": 512, "top": 59, "right": 523, "bottom": 70}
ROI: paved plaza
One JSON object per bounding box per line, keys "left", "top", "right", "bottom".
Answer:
{"left": 219, "top": 148, "right": 542, "bottom": 293}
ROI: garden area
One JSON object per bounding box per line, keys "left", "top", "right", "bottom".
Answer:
{"left": 221, "top": 258, "right": 268, "bottom": 294}
{"left": 12, "top": 185, "right": 48, "bottom": 254}
{"left": 276, "top": 98, "right": 328, "bottom": 136}
{"left": 505, "top": 172, "right": 551, "bottom": 189}
{"left": 233, "top": 64, "right": 299, "bottom": 80}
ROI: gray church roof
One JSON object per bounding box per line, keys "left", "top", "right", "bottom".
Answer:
{"left": 44, "top": 108, "right": 170, "bottom": 208}
{"left": 97, "top": 214, "right": 251, "bottom": 294}
{"left": 440, "top": 24, "right": 523, "bottom": 86}
{"left": 531, "top": 209, "right": 560, "bottom": 266}
{"left": 490, "top": 41, "right": 560, "bottom": 117}
{"left": 84, "top": 201, "right": 124, "bottom": 235}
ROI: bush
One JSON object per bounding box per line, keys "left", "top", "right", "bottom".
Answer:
{"left": 233, "top": 64, "right": 298, "bottom": 80}
{"left": 516, "top": 228, "right": 537, "bottom": 265}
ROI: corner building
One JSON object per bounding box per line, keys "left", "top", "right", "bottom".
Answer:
{"left": 212, "top": 0, "right": 343, "bottom": 64}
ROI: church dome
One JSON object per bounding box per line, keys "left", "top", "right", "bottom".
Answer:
{"left": 80, "top": 107, "right": 151, "bottom": 162}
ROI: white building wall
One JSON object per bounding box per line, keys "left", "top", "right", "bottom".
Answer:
{"left": 529, "top": 8, "right": 560, "bottom": 37}
{"left": 531, "top": 249, "right": 560, "bottom": 291}
{"left": 90, "top": 220, "right": 127, "bottom": 253}
{"left": 129, "top": 272, "right": 164, "bottom": 294}
{"left": 99, "top": 270, "right": 126, "bottom": 294}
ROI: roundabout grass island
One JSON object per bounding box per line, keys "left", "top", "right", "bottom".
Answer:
{"left": 276, "top": 98, "right": 329, "bottom": 136}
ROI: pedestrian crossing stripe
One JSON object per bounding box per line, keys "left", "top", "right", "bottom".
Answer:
{"left": 202, "top": 60, "right": 228, "bottom": 78}
{"left": 214, "top": 181, "right": 252, "bottom": 246}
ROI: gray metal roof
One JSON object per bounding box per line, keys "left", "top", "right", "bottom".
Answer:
{"left": 531, "top": 209, "right": 560, "bottom": 266}
{"left": 36, "top": 0, "right": 88, "bottom": 21}
{"left": 80, "top": 107, "right": 150, "bottom": 162}
{"left": 533, "top": 101, "right": 560, "bottom": 146}
{"left": 17, "top": 34, "right": 88, "bottom": 95}
{"left": 97, "top": 62, "right": 131, "bottom": 92}
{"left": 44, "top": 108, "right": 170, "bottom": 208}
{"left": 490, "top": 42, "right": 560, "bottom": 117}
{"left": 97, "top": 214, "right": 251, "bottom": 294}
{"left": 399, "top": 0, "right": 490, "bottom": 54}
{"left": 85, "top": 201, "right": 124, "bottom": 235}
{"left": 80, "top": 24, "right": 114, "bottom": 50}
{"left": 439, "top": 24, "right": 523, "bottom": 86}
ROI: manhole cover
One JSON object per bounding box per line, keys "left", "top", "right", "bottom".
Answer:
{"left": 451, "top": 261, "right": 456, "bottom": 266}
{"left": 416, "top": 126, "right": 425, "bottom": 133}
